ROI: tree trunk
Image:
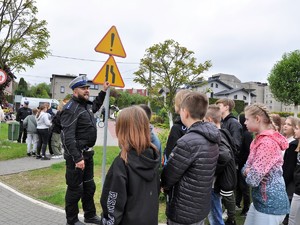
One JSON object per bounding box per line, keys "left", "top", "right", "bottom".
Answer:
{"left": 294, "top": 104, "right": 298, "bottom": 117}
{"left": 168, "top": 111, "right": 173, "bottom": 129}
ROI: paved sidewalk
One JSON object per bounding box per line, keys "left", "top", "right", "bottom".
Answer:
{"left": 0, "top": 120, "right": 166, "bottom": 225}
{"left": 0, "top": 121, "right": 118, "bottom": 225}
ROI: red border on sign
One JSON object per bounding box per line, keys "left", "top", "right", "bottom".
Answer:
{"left": 0, "top": 69, "right": 8, "bottom": 85}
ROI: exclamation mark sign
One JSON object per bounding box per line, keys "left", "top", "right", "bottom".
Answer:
{"left": 110, "top": 33, "right": 115, "bottom": 51}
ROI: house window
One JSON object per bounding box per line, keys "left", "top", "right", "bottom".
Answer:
{"left": 216, "top": 84, "right": 218, "bottom": 88}
{"left": 243, "top": 96, "right": 247, "bottom": 100}
{"left": 234, "top": 95, "right": 237, "bottom": 99}
{"left": 90, "top": 84, "right": 99, "bottom": 90}
{"left": 210, "top": 83, "right": 213, "bottom": 87}
{"left": 60, "top": 86, "right": 65, "bottom": 93}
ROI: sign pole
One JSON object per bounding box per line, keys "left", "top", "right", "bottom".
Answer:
{"left": 101, "top": 87, "right": 110, "bottom": 187}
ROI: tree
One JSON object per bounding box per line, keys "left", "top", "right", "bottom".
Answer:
{"left": 134, "top": 39, "right": 211, "bottom": 126}
{"left": 268, "top": 50, "right": 300, "bottom": 116}
{"left": 30, "top": 82, "right": 50, "bottom": 98}
{"left": 14, "top": 77, "right": 28, "bottom": 96}
{"left": 0, "top": 0, "right": 50, "bottom": 101}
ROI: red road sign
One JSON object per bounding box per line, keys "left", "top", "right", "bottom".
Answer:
{"left": 0, "top": 69, "right": 8, "bottom": 85}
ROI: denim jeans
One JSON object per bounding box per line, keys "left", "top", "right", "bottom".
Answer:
{"left": 208, "top": 191, "right": 225, "bottom": 225}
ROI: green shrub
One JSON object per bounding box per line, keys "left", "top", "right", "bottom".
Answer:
{"left": 151, "top": 114, "right": 165, "bottom": 124}
{"left": 158, "top": 128, "right": 169, "bottom": 151}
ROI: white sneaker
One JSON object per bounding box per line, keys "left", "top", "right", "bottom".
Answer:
{"left": 222, "top": 209, "right": 228, "bottom": 220}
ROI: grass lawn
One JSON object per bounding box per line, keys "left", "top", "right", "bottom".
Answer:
{"left": 0, "top": 122, "right": 246, "bottom": 224}
{"left": 0, "top": 122, "right": 27, "bottom": 160}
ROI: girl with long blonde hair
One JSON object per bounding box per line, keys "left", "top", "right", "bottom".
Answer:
{"left": 242, "top": 103, "right": 289, "bottom": 225}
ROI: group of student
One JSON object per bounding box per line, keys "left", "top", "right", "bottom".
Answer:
{"left": 16, "top": 100, "right": 66, "bottom": 160}
{"left": 99, "top": 89, "right": 300, "bottom": 225}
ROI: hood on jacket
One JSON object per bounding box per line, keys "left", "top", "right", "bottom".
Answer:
{"left": 173, "top": 115, "right": 185, "bottom": 126}
{"left": 223, "top": 113, "right": 238, "bottom": 122}
{"left": 188, "top": 121, "right": 221, "bottom": 145}
{"left": 256, "top": 130, "right": 288, "bottom": 151}
{"left": 127, "top": 147, "right": 160, "bottom": 182}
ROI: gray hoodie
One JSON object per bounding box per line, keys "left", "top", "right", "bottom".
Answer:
{"left": 23, "top": 114, "right": 37, "bottom": 134}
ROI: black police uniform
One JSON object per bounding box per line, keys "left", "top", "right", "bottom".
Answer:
{"left": 16, "top": 106, "right": 32, "bottom": 143}
{"left": 60, "top": 91, "right": 106, "bottom": 224}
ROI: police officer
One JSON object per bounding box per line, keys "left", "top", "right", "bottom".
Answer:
{"left": 60, "top": 75, "right": 109, "bottom": 225}
{"left": 16, "top": 100, "right": 32, "bottom": 143}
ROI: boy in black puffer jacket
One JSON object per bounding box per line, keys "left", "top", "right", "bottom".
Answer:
{"left": 161, "top": 92, "right": 220, "bottom": 225}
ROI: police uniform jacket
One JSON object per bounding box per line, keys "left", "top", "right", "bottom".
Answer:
{"left": 60, "top": 91, "right": 106, "bottom": 163}
{"left": 16, "top": 107, "right": 32, "bottom": 122}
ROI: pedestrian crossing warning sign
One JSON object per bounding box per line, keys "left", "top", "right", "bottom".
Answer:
{"left": 93, "top": 56, "right": 125, "bottom": 88}
{"left": 95, "top": 26, "right": 126, "bottom": 58}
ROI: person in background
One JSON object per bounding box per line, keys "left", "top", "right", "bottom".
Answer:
{"left": 16, "top": 100, "right": 32, "bottom": 143}
{"left": 205, "top": 104, "right": 236, "bottom": 225}
{"left": 242, "top": 103, "right": 289, "bottom": 225}
{"left": 216, "top": 98, "right": 242, "bottom": 225}
{"left": 100, "top": 106, "right": 160, "bottom": 225}
{"left": 161, "top": 92, "right": 220, "bottom": 225}
{"left": 45, "top": 102, "right": 55, "bottom": 118}
{"left": 60, "top": 75, "right": 109, "bottom": 225}
{"left": 139, "top": 104, "right": 162, "bottom": 162}
{"left": 281, "top": 116, "right": 298, "bottom": 225}
{"left": 162, "top": 89, "right": 191, "bottom": 166}
{"left": 0, "top": 106, "right": 5, "bottom": 122}
{"left": 49, "top": 99, "right": 70, "bottom": 159}
{"left": 235, "top": 113, "right": 252, "bottom": 216}
{"left": 36, "top": 103, "right": 52, "bottom": 160}
{"left": 288, "top": 118, "right": 300, "bottom": 225}
{"left": 23, "top": 108, "right": 38, "bottom": 156}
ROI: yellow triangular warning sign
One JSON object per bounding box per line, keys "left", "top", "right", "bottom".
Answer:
{"left": 93, "top": 56, "right": 125, "bottom": 88}
{"left": 95, "top": 26, "right": 126, "bottom": 58}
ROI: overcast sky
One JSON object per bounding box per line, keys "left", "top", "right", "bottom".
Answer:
{"left": 17, "top": 0, "right": 300, "bottom": 88}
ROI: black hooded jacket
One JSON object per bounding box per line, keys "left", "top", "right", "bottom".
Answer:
{"left": 283, "top": 139, "right": 298, "bottom": 198}
{"left": 161, "top": 121, "right": 220, "bottom": 224}
{"left": 221, "top": 113, "right": 243, "bottom": 159}
{"left": 163, "top": 116, "right": 187, "bottom": 164}
{"left": 294, "top": 152, "right": 300, "bottom": 195}
{"left": 100, "top": 147, "right": 160, "bottom": 225}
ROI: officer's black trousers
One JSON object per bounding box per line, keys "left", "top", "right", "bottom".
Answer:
{"left": 65, "top": 153, "right": 96, "bottom": 224}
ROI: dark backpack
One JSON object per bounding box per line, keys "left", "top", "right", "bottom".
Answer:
{"left": 215, "top": 129, "right": 237, "bottom": 192}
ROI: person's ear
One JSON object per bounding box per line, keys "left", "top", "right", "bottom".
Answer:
{"left": 255, "top": 115, "right": 261, "bottom": 123}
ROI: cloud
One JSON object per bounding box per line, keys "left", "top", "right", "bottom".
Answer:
{"left": 17, "top": 0, "right": 300, "bottom": 88}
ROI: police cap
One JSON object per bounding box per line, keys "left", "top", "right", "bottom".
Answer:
{"left": 69, "top": 75, "right": 90, "bottom": 90}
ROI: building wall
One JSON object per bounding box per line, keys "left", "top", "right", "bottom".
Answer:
{"left": 194, "top": 81, "right": 229, "bottom": 98}
{"left": 216, "top": 91, "right": 249, "bottom": 102}
{"left": 241, "top": 82, "right": 266, "bottom": 104}
{"left": 212, "top": 73, "right": 243, "bottom": 89}
{"left": 50, "top": 74, "right": 103, "bottom": 100}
